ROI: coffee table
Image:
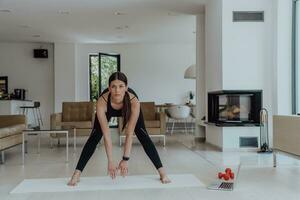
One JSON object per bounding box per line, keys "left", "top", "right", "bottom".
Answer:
{"left": 22, "top": 129, "right": 69, "bottom": 164}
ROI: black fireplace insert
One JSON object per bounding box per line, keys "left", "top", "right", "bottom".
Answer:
{"left": 208, "top": 90, "right": 262, "bottom": 126}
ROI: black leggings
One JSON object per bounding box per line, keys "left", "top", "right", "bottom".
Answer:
{"left": 75, "top": 109, "right": 163, "bottom": 172}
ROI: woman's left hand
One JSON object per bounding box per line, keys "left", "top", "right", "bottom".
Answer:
{"left": 118, "top": 160, "right": 128, "bottom": 177}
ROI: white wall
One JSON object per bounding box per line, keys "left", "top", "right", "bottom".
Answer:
{"left": 205, "top": 0, "right": 223, "bottom": 92}
{"left": 222, "top": 0, "right": 276, "bottom": 147}
{"left": 222, "top": 0, "right": 273, "bottom": 92}
{"left": 54, "top": 43, "right": 76, "bottom": 112}
{"left": 205, "top": 0, "right": 224, "bottom": 144}
{"left": 274, "top": 0, "right": 292, "bottom": 115}
{"left": 0, "top": 42, "right": 54, "bottom": 128}
{"left": 203, "top": 0, "right": 291, "bottom": 149}
{"left": 76, "top": 43, "right": 196, "bottom": 104}
{"left": 196, "top": 13, "right": 206, "bottom": 139}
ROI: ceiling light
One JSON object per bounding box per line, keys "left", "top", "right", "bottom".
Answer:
{"left": 184, "top": 64, "right": 196, "bottom": 79}
{"left": 114, "top": 12, "right": 126, "bottom": 16}
{"left": 18, "top": 25, "right": 31, "bottom": 28}
{"left": 57, "top": 10, "right": 70, "bottom": 15}
{"left": 0, "top": 9, "right": 11, "bottom": 13}
{"left": 115, "top": 25, "right": 129, "bottom": 30}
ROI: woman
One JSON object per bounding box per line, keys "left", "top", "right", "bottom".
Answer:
{"left": 68, "top": 72, "right": 171, "bottom": 186}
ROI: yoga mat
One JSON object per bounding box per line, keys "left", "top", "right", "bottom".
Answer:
{"left": 10, "top": 174, "right": 203, "bottom": 193}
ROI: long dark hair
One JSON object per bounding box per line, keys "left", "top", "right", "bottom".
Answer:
{"left": 109, "top": 72, "right": 131, "bottom": 131}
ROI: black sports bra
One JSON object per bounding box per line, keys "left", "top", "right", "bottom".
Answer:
{"left": 100, "top": 87, "right": 138, "bottom": 117}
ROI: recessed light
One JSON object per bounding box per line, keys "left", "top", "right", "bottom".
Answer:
{"left": 57, "top": 10, "right": 70, "bottom": 15}
{"left": 18, "top": 25, "right": 31, "bottom": 28}
{"left": 32, "top": 35, "right": 40, "bottom": 38}
{"left": 115, "top": 25, "right": 129, "bottom": 30}
{"left": 114, "top": 12, "right": 126, "bottom": 16}
{"left": 0, "top": 9, "right": 11, "bottom": 13}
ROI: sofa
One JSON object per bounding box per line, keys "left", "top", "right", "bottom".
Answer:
{"left": 0, "top": 115, "right": 26, "bottom": 163}
{"left": 273, "top": 115, "right": 300, "bottom": 167}
{"left": 118, "top": 102, "right": 166, "bottom": 146}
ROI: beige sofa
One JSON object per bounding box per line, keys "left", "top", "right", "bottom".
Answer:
{"left": 273, "top": 115, "right": 300, "bottom": 167}
{"left": 118, "top": 102, "right": 166, "bottom": 146}
{"left": 0, "top": 115, "right": 26, "bottom": 163}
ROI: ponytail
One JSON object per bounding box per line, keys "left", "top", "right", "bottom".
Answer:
{"left": 122, "top": 91, "right": 131, "bottom": 131}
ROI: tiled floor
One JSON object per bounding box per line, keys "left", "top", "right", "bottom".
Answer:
{"left": 0, "top": 130, "right": 300, "bottom": 200}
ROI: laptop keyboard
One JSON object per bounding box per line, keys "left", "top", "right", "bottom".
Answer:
{"left": 219, "top": 182, "right": 234, "bottom": 190}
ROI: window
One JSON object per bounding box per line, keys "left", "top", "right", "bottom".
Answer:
{"left": 89, "top": 53, "right": 121, "bottom": 126}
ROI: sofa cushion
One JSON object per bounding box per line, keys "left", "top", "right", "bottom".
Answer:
{"left": 140, "top": 102, "right": 156, "bottom": 120}
{"left": 62, "top": 102, "right": 94, "bottom": 122}
{"left": 145, "top": 120, "right": 160, "bottom": 128}
{"left": 0, "top": 134, "right": 22, "bottom": 150}
{"left": 60, "top": 121, "right": 92, "bottom": 129}
{"left": 0, "top": 124, "right": 26, "bottom": 139}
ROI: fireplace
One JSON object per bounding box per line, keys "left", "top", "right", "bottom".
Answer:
{"left": 208, "top": 90, "right": 262, "bottom": 126}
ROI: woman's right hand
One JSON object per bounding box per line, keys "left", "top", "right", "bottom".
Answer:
{"left": 107, "top": 161, "right": 117, "bottom": 179}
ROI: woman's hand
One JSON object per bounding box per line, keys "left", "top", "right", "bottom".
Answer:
{"left": 118, "top": 160, "right": 128, "bottom": 177}
{"left": 107, "top": 161, "right": 118, "bottom": 179}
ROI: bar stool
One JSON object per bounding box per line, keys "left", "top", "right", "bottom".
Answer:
{"left": 20, "top": 101, "right": 43, "bottom": 129}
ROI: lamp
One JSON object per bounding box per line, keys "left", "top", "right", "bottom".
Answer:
{"left": 184, "top": 64, "right": 196, "bottom": 79}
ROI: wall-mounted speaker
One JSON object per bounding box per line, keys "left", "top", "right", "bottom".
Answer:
{"left": 33, "top": 49, "right": 48, "bottom": 58}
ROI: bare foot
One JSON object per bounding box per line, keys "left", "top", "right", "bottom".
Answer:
{"left": 67, "top": 170, "right": 81, "bottom": 186}
{"left": 160, "top": 175, "right": 171, "bottom": 184}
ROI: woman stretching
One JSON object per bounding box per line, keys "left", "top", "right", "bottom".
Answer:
{"left": 68, "top": 72, "right": 171, "bottom": 186}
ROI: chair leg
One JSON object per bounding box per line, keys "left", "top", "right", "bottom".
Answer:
{"left": 25, "top": 140, "right": 28, "bottom": 153}
{"left": 38, "top": 108, "right": 44, "bottom": 126}
{"left": 184, "top": 119, "right": 188, "bottom": 134}
{"left": 32, "top": 108, "right": 38, "bottom": 128}
{"left": 1, "top": 151, "right": 5, "bottom": 164}
{"left": 171, "top": 120, "right": 175, "bottom": 135}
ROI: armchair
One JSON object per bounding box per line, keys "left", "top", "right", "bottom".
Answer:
{"left": 50, "top": 102, "right": 95, "bottom": 146}
{"left": 118, "top": 102, "right": 166, "bottom": 146}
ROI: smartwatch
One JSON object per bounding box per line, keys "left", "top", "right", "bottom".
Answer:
{"left": 122, "top": 156, "right": 130, "bottom": 161}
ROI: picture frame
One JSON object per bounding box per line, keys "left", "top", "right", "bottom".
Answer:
{"left": 0, "top": 76, "right": 8, "bottom": 94}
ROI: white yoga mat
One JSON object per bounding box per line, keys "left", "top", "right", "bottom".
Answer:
{"left": 10, "top": 174, "right": 203, "bottom": 194}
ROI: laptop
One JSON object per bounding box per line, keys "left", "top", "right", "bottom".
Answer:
{"left": 207, "top": 164, "right": 241, "bottom": 191}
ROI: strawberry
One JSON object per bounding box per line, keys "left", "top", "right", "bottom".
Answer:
{"left": 223, "top": 174, "right": 230, "bottom": 181}
{"left": 225, "top": 168, "right": 232, "bottom": 174}
{"left": 230, "top": 172, "right": 234, "bottom": 179}
{"left": 218, "top": 172, "right": 223, "bottom": 179}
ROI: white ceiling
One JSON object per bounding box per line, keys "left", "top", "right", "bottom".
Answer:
{"left": 0, "top": 0, "right": 205, "bottom": 44}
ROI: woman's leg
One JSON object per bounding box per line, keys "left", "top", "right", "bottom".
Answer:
{"left": 68, "top": 117, "right": 103, "bottom": 186}
{"left": 134, "top": 110, "right": 170, "bottom": 183}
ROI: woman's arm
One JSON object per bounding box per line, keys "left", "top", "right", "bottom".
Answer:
{"left": 123, "top": 98, "right": 140, "bottom": 158}
{"left": 96, "top": 98, "right": 113, "bottom": 163}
